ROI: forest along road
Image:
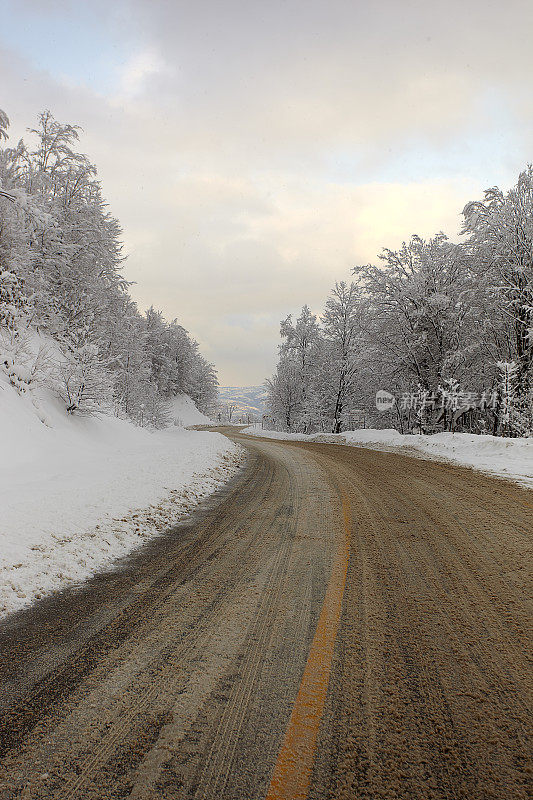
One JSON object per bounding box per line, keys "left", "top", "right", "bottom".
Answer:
{"left": 0, "top": 428, "right": 531, "bottom": 800}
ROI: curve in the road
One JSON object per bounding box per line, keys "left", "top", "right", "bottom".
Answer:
{"left": 0, "top": 427, "right": 531, "bottom": 800}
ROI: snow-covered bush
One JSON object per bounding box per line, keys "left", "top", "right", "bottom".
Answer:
{"left": 497, "top": 361, "right": 533, "bottom": 437}
{"left": 0, "top": 270, "right": 25, "bottom": 330}
{"left": 0, "top": 324, "right": 55, "bottom": 398}
{"left": 59, "top": 343, "right": 112, "bottom": 415}
{"left": 135, "top": 383, "right": 172, "bottom": 429}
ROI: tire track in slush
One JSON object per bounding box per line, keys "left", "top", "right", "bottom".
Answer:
{"left": 264, "top": 493, "right": 351, "bottom": 800}
{"left": 193, "top": 538, "right": 293, "bottom": 799}
{"left": 0, "top": 446, "right": 285, "bottom": 798}
{"left": 297, "top": 442, "right": 532, "bottom": 800}
{"left": 0, "top": 451, "right": 268, "bottom": 759}
{"left": 310, "top": 452, "right": 519, "bottom": 799}
{"left": 190, "top": 455, "right": 323, "bottom": 800}
{"left": 0, "top": 435, "right": 339, "bottom": 800}
{"left": 0, "top": 431, "right": 530, "bottom": 800}
{"left": 53, "top": 453, "right": 290, "bottom": 800}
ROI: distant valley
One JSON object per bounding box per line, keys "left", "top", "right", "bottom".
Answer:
{"left": 218, "top": 386, "right": 268, "bottom": 417}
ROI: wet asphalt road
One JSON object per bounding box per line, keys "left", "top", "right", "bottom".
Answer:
{"left": 0, "top": 427, "right": 531, "bottom": 799}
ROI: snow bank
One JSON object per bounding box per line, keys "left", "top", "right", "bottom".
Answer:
{"left": 0, "top": 372, "right": 243, "bottom": 618}
{"left": 397, "top": 431, "right": 533, "bottom": 485}
{"left": 242, "top": 425, "right": 533, "bottom": 487}
{"left": 169, "top": 393, "right": 211, "bottom": 426}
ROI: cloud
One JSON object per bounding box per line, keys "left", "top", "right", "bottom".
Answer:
{"left": 115, "top": 49, "right": 168, "bottom": 99}
{"left": 1, "top": 0, "right": 532, "bottom": 384}
{"left": 118, "top": 174, "right": 479, "bottom": 383}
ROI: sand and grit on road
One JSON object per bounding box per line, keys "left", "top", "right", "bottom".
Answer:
{"left": 0, "top": 427, "right": 531, "bottom": 799}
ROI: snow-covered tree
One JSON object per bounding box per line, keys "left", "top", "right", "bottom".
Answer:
{"left": 321, "top": 282, "right": 363, "bottom": 433}
{"left": 0, "top": 107, "right": 218, "bottom": 426}
{"left": 0, "top": 109, "right": 9, "bottom": 143}
{"left": 266, "top": 359, "right": 302, "bottom": 431}
{"left": 59, "top": 342, "right": 112, "bottom": 415}
{"left": 496, "top": 360, "right": 532, "bottom": 436}
{"left": 462, "top": 167, "right": 533, "bottom": 412}
{"left": 354, "top": 235, "right": 480, "bottom": 391}
{"left": 266, "top": 170, "right": 533, "bottom": 439}
{"left": 278, "top": 305, "right": 322, "bottom": 431}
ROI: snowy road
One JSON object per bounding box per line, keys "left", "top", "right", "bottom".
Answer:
{"left": 0, "top": 428, "right": 531, "bottom": 799}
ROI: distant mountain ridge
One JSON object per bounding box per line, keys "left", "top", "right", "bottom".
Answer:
{"left": 218, "top": 386, "right": 268, "bottom": 416}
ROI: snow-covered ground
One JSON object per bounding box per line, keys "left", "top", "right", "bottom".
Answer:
{"left": 0, "top": 372, "right": 244, "bottom": 618}
{"left": 242, "top": 425, "right": 533, "bottom": 488}
{"left": 169, "top": 393, "right": 212, "bottom": 426}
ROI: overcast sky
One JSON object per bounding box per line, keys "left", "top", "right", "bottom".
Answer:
{"left": 1, "top": 0, "right": 532, "bottom": 385}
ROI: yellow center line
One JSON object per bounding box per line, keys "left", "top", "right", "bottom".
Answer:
{"left": 264, "top": 494, "right": 351, "bottom": 800}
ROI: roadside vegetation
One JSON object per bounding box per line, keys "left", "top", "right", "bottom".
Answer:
{"left": 267, "top": 169, "right": 533, "bottom": 437}
{"left": 0, "top": 109, "right": 218, "bottom": 428}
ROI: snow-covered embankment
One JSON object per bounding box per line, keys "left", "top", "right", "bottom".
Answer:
{"left": 0, "top": 376, "right": 244, "bottom": 618}
{"left": 242, "top": 426, "right": 533, "bottom": 488}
